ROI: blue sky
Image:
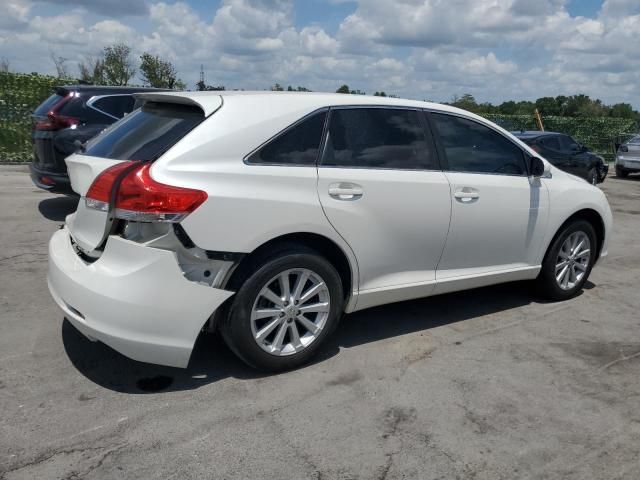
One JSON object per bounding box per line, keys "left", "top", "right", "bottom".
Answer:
{"left": 2, "top": 0, "right": 639, "bottom": 107}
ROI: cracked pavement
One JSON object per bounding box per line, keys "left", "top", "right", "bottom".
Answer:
{"left": 2, "top": 165, "right": 640, "bottom": 479}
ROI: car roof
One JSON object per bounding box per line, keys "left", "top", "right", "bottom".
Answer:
{"left": 133, "top": 90, "right": 478, "bottom": 118}
{"left": 57, "top": 85, "right": 172, "bottom": 96}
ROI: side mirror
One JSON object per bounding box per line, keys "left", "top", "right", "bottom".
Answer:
{"left": 529, "top": 156, "right": 546, "bottom": 177}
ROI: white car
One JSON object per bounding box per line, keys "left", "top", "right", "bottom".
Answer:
{"left": 48, "top": 92, "right": 613, "bottom": 371}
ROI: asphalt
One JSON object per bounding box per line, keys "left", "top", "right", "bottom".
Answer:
{"left": 1, "top": 165, "right": 640, "bottom": 479}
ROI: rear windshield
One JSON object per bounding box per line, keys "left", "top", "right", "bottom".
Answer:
{"left": 81, "top": 102, "right": 204, "bottom": 161}
{"left": 33, "top": 93, "right": 64, "bottom": 116}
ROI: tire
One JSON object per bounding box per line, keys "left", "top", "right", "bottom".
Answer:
{"left": 221, "top": 247, "right": 344, "bottom": 372}
{"left": 616, "top": 166, "right": 628, "bottom": 178}
{"left": 537, "top": 219, "right": 597, "bottom": 301}
{"left": 587, "top": 168, "right": 598, "bottom": 185}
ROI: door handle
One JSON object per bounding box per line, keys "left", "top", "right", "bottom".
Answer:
{"left": 328, "top": 183, "right": 363, "bottom": 201}
{"left": 453, "top": 188, "right": 480, "bottom": 202}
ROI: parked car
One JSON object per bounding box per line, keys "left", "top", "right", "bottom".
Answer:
{"left": 30, "top": 85, "right": 169, "bottom": 194}
{"left": 512, "top": 131, "right": 608, "bottom": 185}
{"left": 47, "top": 92, "right": 612, "bottom": 372}
{"left": 615, "top": 134, "right": 640, "bottom": 178}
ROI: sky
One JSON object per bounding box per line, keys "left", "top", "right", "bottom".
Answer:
{"left": 1, "top": 0, "right": 640, "bottom": 108}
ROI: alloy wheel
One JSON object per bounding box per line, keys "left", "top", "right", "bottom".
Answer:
{"left": 250, "top": 268, "right": 331, "bottom": 356}
{"left": 555, "top": 231, "right": 591, "bottom": 290}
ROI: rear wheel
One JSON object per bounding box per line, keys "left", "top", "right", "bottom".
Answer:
{"left": 537, "top": 220, "right": 597, "bottom": 301}
{"left": 587, "top": 168, "right": 598, "bottom": 185}
{"left": 616, "top": 166, "right": 628, "bottom": 178}
{"left": 221, "top": 248, "right": 343, "bottom": 371}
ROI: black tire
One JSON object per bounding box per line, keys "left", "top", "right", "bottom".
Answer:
{"left": 587, "top": 167, "right": 598, "bottom": 185}
{"left": 221, "top": 247, "right": 344, "bottom": 372}
{"left": 616, "top": 166, "right": 628, "bottom": 178}
{"left": 537, "top": 219, "right": 597, "bottom": 301}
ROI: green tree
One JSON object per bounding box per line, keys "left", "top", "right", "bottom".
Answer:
{"left": 336, "top": 84, "right": 350, "bottom": 94}
{"left": 271, "top": 83, "right": 284, "bottom": 91}
{"left": 139, "top": 53, "right": 184, "bottom": 89}
{"left": 102, "top": 43, "right": 136, "bottom": 86}
{"left": 374, "top": 91, "right": 387, "bottom": 97}
{"left": 610, "top": 103, "right": 634, "bottom": 119}
{"left": 535, "top": 97, "right": 561, "bottom": 116}
{"left": 78, "top": 55, "right": 104, "bottom": 84}
{"left": 451, "top": 93, "right": 480, "bottom": 113}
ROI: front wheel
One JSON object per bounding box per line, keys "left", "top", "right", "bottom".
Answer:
{"left": 221, "top": 248, "right": 344, "bottom": 371}
{"left": 537, "top": 220, "right": 597, "bottom": 301}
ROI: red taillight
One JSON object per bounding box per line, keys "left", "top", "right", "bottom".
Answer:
{"left": 35, "top": 113, "right": 80, "bottom": 131}
{"left": 34, "top": 94, "right": 80, "bottom": 131}
{"left": 85, "top": 162, "right": 207, "bottom": 222}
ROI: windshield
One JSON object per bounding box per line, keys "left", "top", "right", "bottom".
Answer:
{"left": 82, "top": 102, "right": 204, "bottom": 161}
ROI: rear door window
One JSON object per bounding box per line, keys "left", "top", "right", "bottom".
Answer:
{"left": 321, "top": 108, "right": 438, "bottom": 170}
{"left": 82, "top": 102, "right": 204, "bottom": 161}
{"left": 430, "top": 113, "right": 527, "bottom": 176}
{"left": 91, "top": 95, "right": 136, "bottom": 119}
{"left": 247, "top": 110, "right": 327, "bottom": 165}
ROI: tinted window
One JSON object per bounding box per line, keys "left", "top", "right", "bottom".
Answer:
{"left": 559, "top": 135, "right": 580, "bottom": 152}
{"left": 92, "top": 95, "right": 136, "bottom": 119}
{"left": 322, "top": 108, "right": 437, "bottom": 170}
{"left": 33, "top": 93, "right": 64, "bottom": 116}
{"left": 431, "top": 113, "right": 526, "bottom": 175}
{"left": 82, "top": 102, "right": 204, "bottom": 161}
{"left": 543, "top": 136, "right": 561, "bottom": 151}
{"left": 247, "top": 110, "right": 326, "bottom": 165}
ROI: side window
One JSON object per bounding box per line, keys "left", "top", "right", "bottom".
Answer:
{"left": 247, "top": 110, "right": 327, "bottom": 165}
{"left": 321, "top": 108, "right": 438, "bottom": 170}
{"left": 543, "top": 136, "right": 561, "bottom": 151}
{"left": 430, "top": 113, "right": 526, "bottom": 175}
{"left": 560, "top": 135, "right": 580, "bottom": 152}
{"left": 92, "top": 96, "right": 135, "bottom": 119}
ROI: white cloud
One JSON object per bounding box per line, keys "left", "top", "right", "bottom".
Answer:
{"left": 0, "top": 0, "right": 639, "bottom": 108}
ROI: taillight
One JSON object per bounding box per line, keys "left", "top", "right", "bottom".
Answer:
{"left": 35, "top": 113, "right": 80, "bottom": 131}
{"left": 85, "top": 162, "right": 207, "bottom": 223}
{"left": 85, "top": 161, "right": 137, "bottom": 212}
{"left": 34, "top": 93, "right": 80, "bottom": 131}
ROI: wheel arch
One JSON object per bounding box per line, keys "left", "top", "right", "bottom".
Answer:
{"left": 544, "top": 208, "right": 605, "bottom": 263}
{"left": 225, "top": 232, "right": 355, "bottom": 303}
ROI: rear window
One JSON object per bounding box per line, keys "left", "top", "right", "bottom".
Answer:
{"left": 91, "top": 95, "right": 135, "bottom": 119}
{"left": 33, "top": 93, "right": 64, "bottom": 116}
{"left": 82, "top": 102, "right": 204, "bottom": 161}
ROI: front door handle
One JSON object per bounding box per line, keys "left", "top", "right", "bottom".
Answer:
{"left": 328, "top": 182, "right": 363, "bottom": 201}
{"left": 454, "top": 187, "right": 480, "bottom": 202}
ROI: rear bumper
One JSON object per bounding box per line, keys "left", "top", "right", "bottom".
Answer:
{"left": 47, "top": 228, "right": 234, "bottom": 368}
{"left": 29, "top": 163, "right": 74, "bottom": 194}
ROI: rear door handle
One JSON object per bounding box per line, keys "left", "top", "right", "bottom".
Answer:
{"left": 453, "top": 188, "right": 480, "bottom": 202}
{"left": 328, "top": 182, "right": 363, "bottom": 201}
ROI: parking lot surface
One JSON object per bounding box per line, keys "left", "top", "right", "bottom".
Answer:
{"left": 1, "top": 165, "right": 640, "bottom": 479}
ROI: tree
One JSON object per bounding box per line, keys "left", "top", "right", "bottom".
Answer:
{"left": 535, "top": 97, "right": 561, "bottom": 116}
{"left": 78, "top": 55, "right": 104, "bottom": 84}
{"left": 49, "top": 49, "right": 69, "bottom": 78}
{"left": 374, "top": 91, "right": 387, "bottom": 97}
{"left": 196, "top": 80, "right": 225, "bottom": 91}
{"left": 610, "top": 103, "right": 634, "bottom": 119}
{"left": 271, "top": 83, "right": 284, "bottom": 91}
{"left": 451, "top": 93, "right": 480, "bottom": 113}
{"left": 102, "top": 43, "right": 136, "bottom": 86}
{"left": 139, "top": 53, "right": 184, "bottom": 89}
{"left": 336, "top": 84, "right": 350, "bottom": 94}
{"left": 0, "top": 57, "right": 9, "bottom": 73}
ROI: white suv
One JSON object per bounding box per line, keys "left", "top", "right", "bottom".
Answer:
{"left": 48, "top": 92, "right": 613, "bottom": 371}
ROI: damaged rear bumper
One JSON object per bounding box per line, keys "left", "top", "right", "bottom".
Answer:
{"left": 48, "top": 228, "right": 234, "bottom": 368}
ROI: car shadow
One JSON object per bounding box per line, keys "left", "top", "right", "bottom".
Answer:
{"left": 62, "top": 280, "right": 555, "bottom": 394}
{"left": 38, "top": 196, "right": 79, "bottom": 221}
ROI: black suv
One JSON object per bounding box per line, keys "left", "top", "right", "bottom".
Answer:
{"left": 513, "top": 131, "right": 608, "bottom": 185}
{"left": 30, "top": 85, "right": 168, "bottom": 194}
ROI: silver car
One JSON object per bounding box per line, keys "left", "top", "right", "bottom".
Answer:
{"left": 615, "top": 134, "right": 640, "bottom": 178}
